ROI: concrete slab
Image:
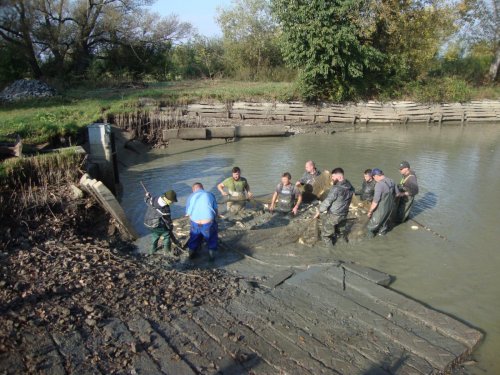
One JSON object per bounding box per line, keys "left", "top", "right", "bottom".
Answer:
{"left": 234, "top": 125, "right": 289, "bottom": 137}
{"left": 207, "top": 127, "right": 235, "bottom": 138}
{"left": 341, "top": 262, "right": 392, "bottom": 286}
{"left": 178, "top": 128, "right": 207, "bottom": 140}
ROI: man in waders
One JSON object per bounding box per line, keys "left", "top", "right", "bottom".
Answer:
{"left": 315, "top": 168, "right": 355, "bottom": 246}
{"left": 367, "top": 169, "right": 396, "bottom": 237}
{"left": 355, "top": 169, "right": 376, "bottom": 202}
{"left": 217, "top": 166, "right": 253, "bottom": 213}
{"left": 186, "top": 182, "right": 218, "bottom": 261}
{"left": 143, "top": 190, "right": 178, "bottom": 254}
{"left": 295, "top": 160, "right": 322, "bottom": 202}
{"left": 270, "top": 172, "right": 302, "bottom": 215}
{"left": 395, "top": 161, "right": 419, "bottom": 223}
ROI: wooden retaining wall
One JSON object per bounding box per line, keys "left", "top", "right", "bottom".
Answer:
{"left": 111, "top": 100, "right": 500, "bottom": 142}
{"left": 183, "top": 100, "right": 500, "bottom": 124}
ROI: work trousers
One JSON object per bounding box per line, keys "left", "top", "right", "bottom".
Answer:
{"left": 395, "top": 196, "right": 415, "bottom": 224}
{"left": 321, "top": 214, "right": 347, "bottom": 245}
{"left": 188, "top": 221, "right": 218, "bottom": 252}
{"left": 149, "top": 227, "right": 171, "bottom": 254}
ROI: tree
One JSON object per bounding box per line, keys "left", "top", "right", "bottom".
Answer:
{"left": 217, "top": 0, "right": 283, "bottom": 79}
{"left": 456, "top": 0, "right": 500, "bottom": 82}
{"left": 368, "top": 0, "right": 455, "bottom": 82}
{"left": 0, "top": 40, "right": 31, "bottom": 85}
{"left": 0, "top": 1, "right": 43, "bottom": 78}
{"left": 0, "top": 0, "right": 192, "bottom": 79}
{"left": 192, "top": 36, "right": 225, "bottom": 79}
{"left": 271, "top": 0, "right": 385, "bottom": 100}
{"left": 487, "top": 1, "right": 499, "bottom": 81}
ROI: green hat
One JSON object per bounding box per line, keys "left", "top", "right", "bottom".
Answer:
{"left": 164, "top": 190, "right": 177, "bottom": 202}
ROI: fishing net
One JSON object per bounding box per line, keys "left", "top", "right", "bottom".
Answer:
{"left": 174, "top": 175, "right": 370, "bottom": 254}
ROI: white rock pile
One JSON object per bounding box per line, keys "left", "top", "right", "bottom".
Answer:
{"left": 0, "top": 79, "right": 57, "bottom": 102}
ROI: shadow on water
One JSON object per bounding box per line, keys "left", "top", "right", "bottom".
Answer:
{"left": 411, "top": 191, "right": 438, "bottom": 217}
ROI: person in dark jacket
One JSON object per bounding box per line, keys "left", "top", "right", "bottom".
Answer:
{"left": 395, "top": 161, "right": 419, "bottom": 223}
{"left": 144, "top": 190, "right": 178, "bottom": 254}
{"left": 356, "top": 169, "right": 376, "bottom": 202}
{"left": 366, "top": 169, "right": 396, "bottom": 237}
{"left": 315, "top": 168, "right": 355, "bottom": 246}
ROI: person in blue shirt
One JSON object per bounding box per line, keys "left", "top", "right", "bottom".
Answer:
{"left": 185, "top": 182, "right": 218, "bottom": 260}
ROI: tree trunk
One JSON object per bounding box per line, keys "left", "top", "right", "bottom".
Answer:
{"left": 488, "top": 45, "right": 500, "bottom": 83}
{"left": 18, "top": 1, "right": 43, "bottom": 78}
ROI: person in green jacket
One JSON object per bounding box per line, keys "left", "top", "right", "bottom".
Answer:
{"left": 217, "top": 166, "right": 253, "bottom": 213}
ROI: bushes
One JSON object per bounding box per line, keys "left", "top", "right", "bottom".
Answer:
{"left": 404, "top": 77, "right": 473, "bottom": 103}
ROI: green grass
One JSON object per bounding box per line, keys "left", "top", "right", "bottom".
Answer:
{"left": 1, "top": 79, "right": 499, "bottom": 145}
{"left": 0, "top": 80, "right": 297, "bottom": 144}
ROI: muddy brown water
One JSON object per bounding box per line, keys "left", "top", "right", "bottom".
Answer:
{"left": 120, "top": 124, "right": 500, "bottom": 374}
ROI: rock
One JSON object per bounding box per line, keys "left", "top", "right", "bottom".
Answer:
{"left": 85, "top": 318, "right": 97, "bottom": 327}
{"left": 70, "top": 185, "right": 85, "bottom": 199}
{"left": 0, "top": 79, "right": 56, "bottom": 102}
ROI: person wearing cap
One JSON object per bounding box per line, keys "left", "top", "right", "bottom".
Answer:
{"left": 217, "top": 166, "right": 253, "bottom": 213}
{"left": 366, "top": 169, "right": 396, "bottom": 237}
{"left": 314, "top": 167, "right": 355, "bottom": 246}
{"left": 143, "top": 189, "right": 178, "bottom": 254}
{"left": 355, "top": 169, "right": 376, "bottom": 202}
{"left": 186, "top": 182, "right": 219, "bottom": 261}
{"left": 395, "top": 161, "right": 419, "bottom": 223}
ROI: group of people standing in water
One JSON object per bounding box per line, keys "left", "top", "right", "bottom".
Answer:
{"left": 143, "top": 160, "right": 418, "bottom": 257}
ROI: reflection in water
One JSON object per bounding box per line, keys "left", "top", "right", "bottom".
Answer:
{"left": 120, "top": 125, "right": 500, "bottom": 374}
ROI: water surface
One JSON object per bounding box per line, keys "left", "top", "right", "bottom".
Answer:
{"left": 120, "top": 125, "right": 500, "bottom": 374}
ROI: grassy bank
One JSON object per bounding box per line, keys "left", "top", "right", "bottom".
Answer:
{"left": 1, "top": 79, "right": 499, "bottom": 145}
{"left": 0, "top": 80, "right": 296, "bottom": 144}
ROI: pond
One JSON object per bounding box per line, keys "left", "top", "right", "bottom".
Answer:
{"left": 120, "top": 124, "right": 500, "bottom": 374}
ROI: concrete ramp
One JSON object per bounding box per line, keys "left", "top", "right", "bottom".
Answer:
{"left": 219, "top": 263, "right": 482, "bottom": 374}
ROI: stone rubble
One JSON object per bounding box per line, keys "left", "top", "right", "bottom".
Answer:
{"left": 0, "top": 79, "right": 57, "bottom": 102}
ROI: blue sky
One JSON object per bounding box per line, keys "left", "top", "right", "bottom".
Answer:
{"left": 150, "top": 0, "right": 233, "bottom": 37}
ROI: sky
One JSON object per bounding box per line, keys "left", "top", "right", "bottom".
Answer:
{"left": 150, "top": 0, "right": 234, "bottom": 37}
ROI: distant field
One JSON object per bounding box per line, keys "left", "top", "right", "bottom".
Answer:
{"left": 0, "top": 80, "right": 297, "bottom": 144}
{"left": 1, "top": 79, "right": 499, "bottom": 145}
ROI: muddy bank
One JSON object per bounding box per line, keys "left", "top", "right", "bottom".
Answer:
{"left": 0, "top": 185, "right": 239, "bottom": 374}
